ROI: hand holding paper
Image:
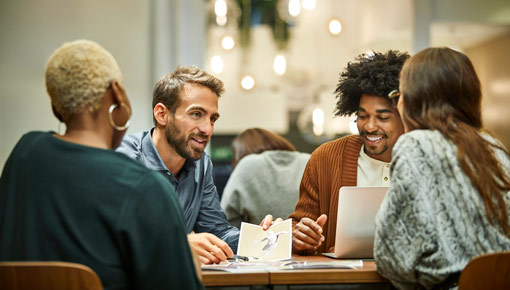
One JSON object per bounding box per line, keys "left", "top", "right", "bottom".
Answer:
{"left": 260, "top": 214, "right": 284, "bottom": 230}
{"left": 237, "top": 219, "right": 292, "bottom": 261}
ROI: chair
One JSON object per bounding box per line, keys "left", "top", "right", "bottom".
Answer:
{"left": 458, "top": 251, "right": 510, "bottom": 290}
{"left": 0, "top": 261, "right": 103, "bottom": 290}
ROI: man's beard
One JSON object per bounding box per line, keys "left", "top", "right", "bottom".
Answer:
{"left": 359, "top": 130, "right": 389, "bottom": 156}
{"left": 165, "top": 120, "right": 208, "bottom": 161}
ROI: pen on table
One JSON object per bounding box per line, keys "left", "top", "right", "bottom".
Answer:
{"left": 227, "top": 255, "right": 249, "bottom": 262}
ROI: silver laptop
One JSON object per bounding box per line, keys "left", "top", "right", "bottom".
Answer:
{"left": 323, "top": 186, "right": 388, "bottom": 259}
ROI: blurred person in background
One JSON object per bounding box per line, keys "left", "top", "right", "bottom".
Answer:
{"left": 375, "top": 47, "right": 510, "bottom": 289}
{"left": 221, "top": 128, "right": 310, "bottom": 228}
{"left": 0, "top": 40, "right": 202, "bottom": 289}
{"left": 289, "top": 50, "right": 409, "bottom": 254}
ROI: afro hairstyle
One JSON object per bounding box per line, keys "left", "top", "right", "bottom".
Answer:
{"left": 334, "top": 50, "right": 409, "bottom": 117}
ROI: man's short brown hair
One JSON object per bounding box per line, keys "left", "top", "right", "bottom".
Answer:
{"left": 152, "top": 66, "right": 224, "bottom": 121}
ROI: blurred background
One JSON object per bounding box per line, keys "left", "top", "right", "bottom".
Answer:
{"left": 1, "top": 0, "right": 509, "bottom": 194}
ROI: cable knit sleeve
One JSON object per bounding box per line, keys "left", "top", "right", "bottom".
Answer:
{"left": 375, "top": 129, "right": 510, "bottom": 290}
{"left": 374, "top": 132, "right": 439, "bottom": 289}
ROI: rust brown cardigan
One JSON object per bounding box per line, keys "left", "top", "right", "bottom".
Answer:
{"left": 289, "top": 135, "right": 363, "bottom": 254}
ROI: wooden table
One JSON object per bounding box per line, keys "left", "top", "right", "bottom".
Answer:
{"left": 202, "top": 255, "right": 389, "bottom": 288}
{"left": 202, "top": 271, "right": 269, "bottom": 287}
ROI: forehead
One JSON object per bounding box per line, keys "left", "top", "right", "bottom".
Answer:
{"left": 358, "top": 94, "right": 395, "bottom": 113}
{"left": 178, "top": 84, "right": 219, "bottom": 111}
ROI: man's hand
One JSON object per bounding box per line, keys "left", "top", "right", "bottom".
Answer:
{"left": 187, "top": 233, "right": 234, "bottom": 264}
{"left": 292, "top": 214, "right": 327, "bottom": 251}
{"left": 260, "top": 214, "right": 283, "bottom": 230}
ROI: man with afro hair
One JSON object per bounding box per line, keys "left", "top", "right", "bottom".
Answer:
{"left": 289, "top": 50, "right": 409, "bottom": 254}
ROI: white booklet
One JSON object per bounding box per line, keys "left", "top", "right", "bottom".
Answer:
{"left": 237, "top": 218, "right": 292, "bottom": 261}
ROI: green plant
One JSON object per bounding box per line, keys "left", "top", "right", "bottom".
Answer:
{"left": 234, "top": 0, "right": 291, "bottom": 50}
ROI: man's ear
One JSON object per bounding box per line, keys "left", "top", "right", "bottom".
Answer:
{"left": 51, "top": 104, "right": 64, "bottom": 122}
{"left": 153, "top": 103, "right": 170, "bottom": 126}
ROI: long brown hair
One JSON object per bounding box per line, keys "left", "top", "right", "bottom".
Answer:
{"left": 231, "top": 128, "right": 296, "bottom": 168}
{"left": 399, "top": 47, "right": 510, "bottom": 236}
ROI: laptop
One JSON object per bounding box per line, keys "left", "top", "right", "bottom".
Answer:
{"left": 323, "top": 186, "right": 388, "bottom": 259}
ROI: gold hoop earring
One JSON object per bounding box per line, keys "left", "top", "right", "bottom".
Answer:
{"left": 108, "top": 103, "right": 131, "bottom": 131}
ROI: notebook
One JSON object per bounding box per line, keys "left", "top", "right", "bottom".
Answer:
{"left": 322, "top": 186, "right": 388, "bottom": 259}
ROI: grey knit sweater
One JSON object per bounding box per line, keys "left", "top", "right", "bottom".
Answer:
{"left": 221, "top": 150, "right": 310, "bottom": 229}
{"left": 374, "top": 130, "right": 510, "bottom": 289}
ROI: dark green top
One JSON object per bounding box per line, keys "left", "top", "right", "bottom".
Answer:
{"left": 0, "top": 131, "right": 203, "bottom": 290}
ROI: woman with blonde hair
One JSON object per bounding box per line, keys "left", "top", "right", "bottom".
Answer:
{"left": 221, "top": 128, "right": 310, "bottom": 228}
{"left": 374, "top": 47, "right": 510, "bottom": 289}
{"left": 0, "top": 40, "right": 202, "bottom": 289}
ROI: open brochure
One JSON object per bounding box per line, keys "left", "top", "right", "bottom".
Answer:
{"left": 202, "top": 259, "right": 363, "bottom": 273}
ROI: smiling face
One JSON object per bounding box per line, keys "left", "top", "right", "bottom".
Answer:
{"left": 165, "top": 84, "right": 219, "bottom": 160}
{"left": 357, "top": 94, "right": 404, "bottom": 162}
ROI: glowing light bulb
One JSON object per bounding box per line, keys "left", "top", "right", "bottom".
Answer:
{"left": 312, "top": 108, "right": 325, "bottom": 126}
{"left": 216, "top": 15, "right": 227, "bottom": 26}
{"left": 211, "top": 56, "right": 223, "bottom": 73}
{"left": 301, "top": 0, "right": 316, "bottom": 11}
{"left": 241, "top": 75, "right": 255, "bottom": 90}
{"left": 215, "top": 0, "right": 227, "bottom": 17}
{"left": 288, "top": 0, "right": 301, "bottom": 17}
{"left": 329, "top": 19, "right": 342, "bottom": 35}
{"left": 273, "top": 55, "right": 287, "bottom": 75}
{"left": 313, "top": 124, "right": 324, "bottom": 136}
{"left": 221, "top": 36, "right": 235, "bottom": 50}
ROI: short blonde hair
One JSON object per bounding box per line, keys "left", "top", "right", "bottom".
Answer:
{"left": 45, "top": 40, "right": 122, "bottom": 121}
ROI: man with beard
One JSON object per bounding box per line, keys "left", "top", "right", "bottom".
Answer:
{"left": 289, "top": 50, "right": 409, "bottom": 255}
{"left": 117, "top": 66, "right": 238, "bottom": 264}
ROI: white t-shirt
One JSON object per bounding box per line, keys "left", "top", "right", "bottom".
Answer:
{"left": 357, "top": 145, "right": 391, "bottom": 187}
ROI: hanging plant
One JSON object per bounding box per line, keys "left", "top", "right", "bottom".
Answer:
{"left": 234, "top": 0, "right": 292, "bottom": 50}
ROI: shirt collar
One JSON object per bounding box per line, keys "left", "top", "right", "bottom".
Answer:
{"left": 359, "top": 144, "right": 390, "bottom": 166}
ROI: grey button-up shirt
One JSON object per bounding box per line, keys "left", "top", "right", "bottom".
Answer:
{"left": 116, "top": 128, "right": 239, "bottom": 251}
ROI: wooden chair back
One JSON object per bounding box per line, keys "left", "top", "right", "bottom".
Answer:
{"left": 0, "top": 261, "right": 103, "bottom": 290}
{"left": 458, "top": 251, "right": 510, "bottom": 290}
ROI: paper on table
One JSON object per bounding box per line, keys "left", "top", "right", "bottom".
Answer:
{"left": 201, "top": 259, "right": 363, "bottom": 272}
{"left": 237, "top": 219, "right": 292, "bottom": 261}
{"left": 202, "top": 260, "right": 285, "bottom": 273}
{"left": 279, "top": 260, "right": 363, "bottom": 270}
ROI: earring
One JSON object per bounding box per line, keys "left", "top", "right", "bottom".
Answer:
{"left": 108, "top": 103, "right": 131, "bottom": 131}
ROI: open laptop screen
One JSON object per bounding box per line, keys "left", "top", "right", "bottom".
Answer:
{"left": 326, "top": 186, "right": 388, "bottom": 259}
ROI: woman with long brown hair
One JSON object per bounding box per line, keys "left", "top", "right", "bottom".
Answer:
{"left": 374, "top": 47, "right": 510, "bottom": 289}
